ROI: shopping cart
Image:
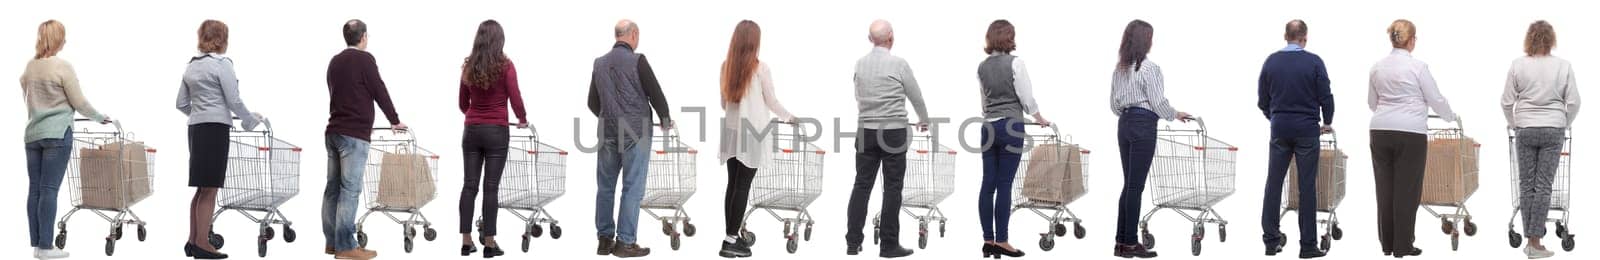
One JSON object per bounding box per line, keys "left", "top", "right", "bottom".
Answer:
{"left": 1009, "top": 123, "right": 1091, "bottom": 251}
{"left": 55, "top": 118, "right": 156, "bottom": 256}
{"left": 741, "top": 121, "right": 823, "bottom": 254}
{"left": 1277, "top": 131, "right": 1346, "bottom": 252}
{"left": 357, "top": 127, "right": 440, "bottom": 253}
{"left": 476, "top": 126, "right": 568, "bottom": 253}
{"left": 1139, "top": 117, "right": 1237, "bottom": 256}
{"left": 1422, "top": 115, "right": 1480, "bottom": 251}
{"left": 643, "top": 125, "right": 699, "bottom": 250}
{"left": 1506, "top": 129, "right": 1575, "bottom": 251}
{"left": 873, "top": 133, "right": 957, "bottom": 249}
{"left": 208, "top": 117, "right": 301, "bottom": 257}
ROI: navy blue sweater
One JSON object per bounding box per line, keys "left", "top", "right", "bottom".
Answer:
{"left": 1258, "top": 49, "right": 1333, "bottom": 138}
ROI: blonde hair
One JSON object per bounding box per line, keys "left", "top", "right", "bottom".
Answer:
{"left": 35, "top": 20, "right": 65, "bottom": 59}
{"left": 1524, "top": 20, "right": 1555, "bottom": 56}
{"left": 1387, "top": 19, "right": 1415, "bottom": 49}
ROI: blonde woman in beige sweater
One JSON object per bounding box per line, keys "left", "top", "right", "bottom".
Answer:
{"left": 19, "top": 20, "right": 113, "bottom": 260}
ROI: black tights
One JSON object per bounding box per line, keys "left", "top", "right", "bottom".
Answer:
{"left": 724, "top": 159, "right": 757, "bottom": 237}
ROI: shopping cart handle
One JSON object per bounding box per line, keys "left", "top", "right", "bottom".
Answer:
{"left": 1021, "top": 122, "right": 1063, "bottom": 142}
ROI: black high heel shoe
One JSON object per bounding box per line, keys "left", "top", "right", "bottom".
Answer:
{"left": 185, "top": 243, "right": 229, "bottom": 259}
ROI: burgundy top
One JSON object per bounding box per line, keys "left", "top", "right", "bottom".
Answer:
{"left": 326, "top": 48, "right": 401, "bottom": 141}
{"left": 459, "top": 62, "right": 527, "bottom": 126}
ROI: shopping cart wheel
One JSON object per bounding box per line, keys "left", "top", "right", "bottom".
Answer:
{"left": 284, "top": 225, "right": 297, "bottom": 243}
{"left": 1218, "top": 224, "right": 1228, "bottom": 242}
{"left": 404, "top": 226, "right": 416, "bottom": 239}
{"left": 424, "top": 227, "right": 438, "bottom": 241}
{"left": 1557, "top": 223, "right": 1570, "bottom": 238}
{"left": 403, "top": 237, "right": 414, "bottom": 253}
{"left": 1320, "top": 235, "right": 1331, "bottom": 251}
{"left": 1189, "top": 237, "right": 1202, "bottom": 256}
{"left": 1278, "top": 232, "right": 1287, "bottom": 247}
{"left": 783, "top": 221, "right": 793, "bottom": 236}
{"left": 1053, "top": 224, "right": 1068, "bottom": 237}
{"left": 739, "top": 229, "right": 757, "bottom": 247}
{"left": 356, "top": 231, "right": 368, "bottom": 248}
{"left": 1510, "top": 230, "right": 1523, "bottom": 248}
{"left": 786, "top": 237, "right": 798, "bottom": 254}
{"left": 917, "top": 233, "right": 927, "bottom": 249}
{"left": 105, "top": 237, "right": 115, "bottom": 256}
{"left": 550, "top": 224, "right": 563, "bottom": 239}
{"left": 1141, "top": 230, "right": 1156, "bottom": 249}
{"left": 209, "top": 232, "right": 225, "bottom": 249}
{"left": 873, "top": 227, "right": 880, "bottom": 245}
{"left": 54, "top": 232, "right": 67, "bottom": 249}
{"left": 263, "top": 226, "right": 276, "bottom": 241}
{"left": 111, "top": 225, "right": 123, "bottom": 240}
{"left": 661, "top": 220, "right": 674, "bottom": 236}
{"left": 1441, "top": 219, "right": 1455, "bottom": 235}
{"left": 1464, "top": 221, "right": 1478, "bottom": 236}
{"left": 520, "top": 234, "right": 531, "bottom": 253}
{"left": 1074, "top": 223, "right": 1087, "bottom": 239}
{"left": 137, "top": 225, "right": 147, "bottom": 242}
{"left": 670, "top": 235, "right": 682, "bottom": 250}
{"left": 1331, "top": 224, "right": 1343, "bottom": 240}
{"left": 257, "top": 236, "right": 269, "bottom": 258}
{"left": 684, "top": 222, "right": 698, "bottom": 237}
{"left": 1562, "top": 236, "right": 1575, "bottom": 252}
{"left": 1450, "top": 233, "right": 1460, "bottom": 251}
{"left": 804, "top": 224, "right": 813, "bottom": 241}
{"left": 531, "top": 223, "right": 545, "bottom": 238}
{"left": 939, "top": 221, "right": 947, "bottom": 238}
{"left": 1038, "top": 235, "right": 1055, "bottom": 251}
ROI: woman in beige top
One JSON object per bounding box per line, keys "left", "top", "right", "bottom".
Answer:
{"left": 20, "top": 20, "right": 113, "bottom": 260}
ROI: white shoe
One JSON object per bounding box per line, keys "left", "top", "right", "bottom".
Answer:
{"left": 1525, "top": 246, "right": 1555, "bottom": 259}
{"left": 34, "top": 249, "right": 69, "bottom": 259}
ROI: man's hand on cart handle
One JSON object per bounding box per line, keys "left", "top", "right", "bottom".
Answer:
{"left": 660, "top": 120, "right": 675, "bottom": 131}
{"left": 1321, "top": 125, "right": 1334, "bottom": 134}
{"left": 391, "top": 123, "right": 409, "bottom": 133}
{"left": 914, "top": 122, "right": 929, "bottom": 132}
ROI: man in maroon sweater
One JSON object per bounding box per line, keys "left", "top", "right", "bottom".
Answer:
{"left": 322, "top": 19, "right": 403, "bottom": 260}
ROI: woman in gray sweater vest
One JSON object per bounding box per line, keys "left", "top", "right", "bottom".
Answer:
{"left": 976, "top": 19, "right": 1050, "bottom": 259}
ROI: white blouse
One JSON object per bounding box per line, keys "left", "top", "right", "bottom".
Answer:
{"left": 1368, "top": 49, "right": 1457, "bottom": 134}
{"left": 719, "top": 62, "right": 795, "bottom": 169}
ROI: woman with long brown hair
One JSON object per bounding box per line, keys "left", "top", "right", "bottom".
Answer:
{"left": 457, "top": 19, "right": 527, "bottom": 258}
{"left": 716, "top": 20, "right": 795, "bottom": 258}
{"left": 1109, "top": 19, "right": 1190, "bottom": 259}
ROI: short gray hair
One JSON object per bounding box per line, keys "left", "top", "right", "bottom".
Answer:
{"left": 615, "top": 20, "right": 637, "bottom": 37}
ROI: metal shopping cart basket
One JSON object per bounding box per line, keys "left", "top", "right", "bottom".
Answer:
{"left": 1010, "top": 123, "right": 1091, "bottom": 252}
{"left": 1422, "top": 115, "right": 1480, "bottom": 251}
{"left": 1506, "top": 129, "right": 1575, "bottom": 251}
{"left": 1278, "top": 131, "right": 1346, "bottom": 252}
{"left": 55, "top": 118, "right": 156, "bottom": 256}
{"left": 740, "top": 121, "right": 823, "bottom": 254}
{"left": 475, "top": 126, "right": 568, "bottom": 253}
{"left": 208, "top": 117, "right": 301, "bottom": 257}
{"left": 1139, "top": 117, "right": 1237, "bottom": 256}
{"left": 873, "top": 133, "right": 957, "bottom": 250}
{"left": 357, "top": 127, "right": 440, "bottom": 253}
{"left": 643, "top": 125, "right": 699, "bottom": 250}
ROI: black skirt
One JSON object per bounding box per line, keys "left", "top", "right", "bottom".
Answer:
{"left": 188, "top": 123, "right": 231, "bottom": 187}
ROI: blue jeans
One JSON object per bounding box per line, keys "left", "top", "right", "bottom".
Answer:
{"left": 1114, "top": 108, "right": 1158, "bottom": 245}
{"left": 979, "top": 119, "right": 1024, "bottom": 242}
{"left": 26, "top": 130, "right": 73, "bottom": 249}
{"left": 322, "top": 134, "right": 369, "bottom": 251}
{"left": 1261, "top": 136, "right": 1320, "bottom": 249}
{"left": 595, "top": 131, "right": 652, "bottom": 244}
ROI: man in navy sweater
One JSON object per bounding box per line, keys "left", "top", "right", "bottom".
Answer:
{"left": 1257, "top": 19, "right": 1333, "bottom": 259}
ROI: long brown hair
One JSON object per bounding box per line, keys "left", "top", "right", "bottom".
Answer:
{"left": 463, "top": 20, "right": 507, "bottom": 88}
{"left": 1117, "top": 20, "right": 1153, "bottom": 71}
{"left": 720, "top": 20, "right": 761, "bottom": 104}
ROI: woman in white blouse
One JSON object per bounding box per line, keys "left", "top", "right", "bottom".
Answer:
{"left": 1366, "top": 19, "right": 1456, "bottom": 259}
{"left": 715, "top": 20, "right": 795, "bottom": 258}
{"left": 1501, "top": 20, "right": 1579, "bottom": 259}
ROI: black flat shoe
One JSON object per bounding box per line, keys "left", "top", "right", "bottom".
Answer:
{"left": 1299, "top": 249, "right": 1327, "bottom": 259}
{"left": 879, "top": 246, "right": 914, "bottom": 258}
{"left": 186, "top": 243, "right": 229, "bottom": 259}
{"left": 482, "top": 246, "right": 505, "bottom": 258}
{"left": 462, "top": 244, "right": 478, "bottom": 256}
{"left": 994, "top": 245, "right": 1025, "bottom": 258}
{"left": 982, "top": 244, "right": 999, "bottom": 259}
{"left": 1392, "top": 247, "right": 1421, "bottom": 258}
{"left": 1113, "top": 243, "right": 1158, "bottom": 258}
{"left": 846, "top": 244, "right": 862, "bottom": 256}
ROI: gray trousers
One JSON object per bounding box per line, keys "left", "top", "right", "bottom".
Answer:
{"left": 1516, "top": 127, "right": 1565, "bottom": 238}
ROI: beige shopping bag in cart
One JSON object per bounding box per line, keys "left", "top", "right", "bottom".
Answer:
{"left": 1421, "top": 138, "right": 1478, "bottom": 205}
{"left": 377, "top": 152, "right": 434, "bottom": 208}
{"left": 79, "top": 142, "right": 152, "bottom": 209}
{"left": 1287, "top": 149, "right": 1345, "bottom": 210}
{"left": 1021, "top": 143, "right": 1085, "bottom": 204}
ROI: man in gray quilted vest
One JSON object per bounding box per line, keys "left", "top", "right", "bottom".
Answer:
{"left": 586, "top": 19, "right": 673, "bottom": 258}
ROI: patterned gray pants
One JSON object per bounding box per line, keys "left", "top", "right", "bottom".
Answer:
{"left": 1516, "top": 127, "right": 1564, "bottom": 238}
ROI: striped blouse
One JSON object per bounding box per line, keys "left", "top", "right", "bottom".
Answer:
{"left": 1109, "top": 60, "right": 1179, "bottom": 120}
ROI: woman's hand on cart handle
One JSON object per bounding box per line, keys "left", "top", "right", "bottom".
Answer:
{"left": 516, "top": 122, "right": 530, "bottom": 129}
{"left": 1030, "top": 113, "right": 1051, "bottom": 128}
{"left": 914, "top": 122, "right": 929, "bottom": 132}
{"left": 100, "top": 116, "right": 114, "bottom": 125}
{"left": 1177, "top": 111, "right": 1194, "bottom": 123}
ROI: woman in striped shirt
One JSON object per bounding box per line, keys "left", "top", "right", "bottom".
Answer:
{"left": 1109, "top": 19, "right": 1191, "bottom": 259}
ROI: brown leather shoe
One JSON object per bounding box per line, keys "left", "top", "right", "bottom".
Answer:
{"left": 325, "top": 246, "right": 335, "bottom": 255}
{"left": 334, "top": 248, "right": 378, "bottom": 259}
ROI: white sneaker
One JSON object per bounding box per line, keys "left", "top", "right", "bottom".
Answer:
{"left": 1525, "top": 246, "right": 1555, "bottom": 259}
{"left": 34, "top": 249, "right": 69, "bottom": 259}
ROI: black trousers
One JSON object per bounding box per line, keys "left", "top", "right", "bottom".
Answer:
{"left": 724, "top": 158, "right": 757, "bottom": 237}
{"left": 460, "top": 125, "right": 510, "bottom": 236}
{"left": 845, "top": 128, "right": 908, "bottom": 248}
{"left": 1370, "top": 130, "right": 1427, "bottom": 253}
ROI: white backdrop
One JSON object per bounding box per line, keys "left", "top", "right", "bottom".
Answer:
{"left": 1, "top": 0, "right": 1593, "bottom": 259}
